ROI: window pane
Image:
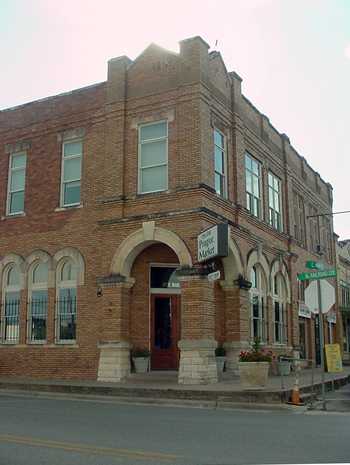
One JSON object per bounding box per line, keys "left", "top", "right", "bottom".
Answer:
{"left": 10, "top": 191, "right": 24, "bottom": 214}
{"left": 245, "top": 154, "right": 252, "bottom": 170}
{"left": 64, "top": 141, "right": 82, "bottom": 157}
{"left": 30, "top": 290, "right": 48, "bottom": 341}
{"left": 274, "top": 192, "right": 280, "bottom": 212}
{"left": 252, "top": 160, "right": 259, "bottom": 175}
{"left": 215, "top": 173, "right": 222, "bottom": 195}
{"left": 140, "top": 122, "right": 167, "bottom": 142}
{"left": 61, "top": 262, "right": 77, "bottom": 282}
{"left": 33, "top": 263, "right": 48, "bottom": 284}
{"left": 64, "top": 181, "right": 80, "bottom": 205}
{"left": 215, "top": 147, "right": 223, "bottom": 173}
{"left": 141, "top": 165, "right": 167, "bottom": 192}
{"left": 11, "top": 153, "right": 26, "bottom": 169}
{"left": 253, "top": 176, "right": 259, "bottom": 197}
{"left": 214, "top": 130, "right": 224, "bottom": 149}
{"left": 140, "top": 140, "right": 167, "bottom": 167}
{"left": 274, "top": 177, "right": 280, "bottom": 191}
{"left": 7, "top": 268, "right": 20, "bottom": 287}
{"left": 268, "top": 173, "right": 273, "bottom": 187}
{"left": 269, "top": 187, "right": 274, "bottom": 208}
{"left": 10, "top": 170, "right": 25, "bottom": 191}
{"left": 246, "top": 173, "right": 252, "bottom": 194}
{"left": 63, "top": 157, "right": 81, "bottom": 182}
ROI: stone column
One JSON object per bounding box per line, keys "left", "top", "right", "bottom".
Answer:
{"left": 177, "top": 269, "right": 218, "bottom": 385}
{"left": 96, "top": 274, "right": 134, "bottom": 382}
{"left": 221, "top": 282, "right": 250, "bottom": 374}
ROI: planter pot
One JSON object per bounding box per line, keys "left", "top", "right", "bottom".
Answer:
{"left": 216, "top": 356, "right": 226, "bottom": 373}
{"left": 132, "top": 357, "right": 150, "bottom": 374}
{"left": 238, "top": 362, "right": 270, "bottom": 389}
{"left": 277, "top": 361, "right": 291, "bottom": 376}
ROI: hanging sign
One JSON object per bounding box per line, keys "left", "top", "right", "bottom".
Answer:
{"left": 325, "top": 344, "right": 343, "bottom": 373}
{"left": 197, "top": 223, "right": 228, "bottom": 263}
{"left": 298, "top": 302, "right": 311, "bottom": 319}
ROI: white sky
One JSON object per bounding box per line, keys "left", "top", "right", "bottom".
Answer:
{"left": 1, "top": 0, "right": 349, "bottom": 238}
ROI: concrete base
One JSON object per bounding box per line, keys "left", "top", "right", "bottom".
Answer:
{"left": 224, "top": 341, "right": 250, "bottom": 375}
{"left": 178, "top": 339, "right": 218, "bottom": 385}
{"left": 97, "top": 341, "right": 131, "bottom": 382}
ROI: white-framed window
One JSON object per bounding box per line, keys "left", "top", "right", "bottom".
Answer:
{"left": 245, "top": 153, "right": 262, "bottom": 218}
{"left": 7, "top": 152, "right": 27, "bottom": 215}
{"left": 28, "top": 262, "right": 48, "bottom": 343}
{"left": 56, "top": 260, "right": 77, "bottom": 342}
{"left": 61, "top": 140, "right": 83, "bottom": 207}
{"left": 1, "top": 265, "right": 21, "bottom": 343}
{"left": 138, "top": 121, "right": 168, "bottom": 194}
{"left": 250, "top": 265, "right": 266, "bottom": 341}
{"left": 268, "top": 172, "right": 282, "bottom": 231}
{"left": 273, "top": 273, "right": 287, "bottom": 344}
{"left": 214, "top": 129, "right": 227, "bottom": 198}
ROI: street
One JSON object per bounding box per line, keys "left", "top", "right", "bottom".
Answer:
{"left": 0, "top": 392, "right": 350, "bottom": 465}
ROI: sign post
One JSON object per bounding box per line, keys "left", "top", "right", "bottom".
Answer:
{"left": 298, "top": 264, "right": 337, "bottom": 410}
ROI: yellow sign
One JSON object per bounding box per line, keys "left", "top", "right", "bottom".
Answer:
{"left": 325, "top": 344, "right": 343, "bottom": 373}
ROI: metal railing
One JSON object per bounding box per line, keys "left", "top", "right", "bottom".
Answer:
{"left": 27, "top": 298, "right": 48, "bottom": 342}
{"left": 0, "top": 300, "right": 20, "bottom": 343}
{"left": 55, "top": 296, "right": 77, "bottom": 342}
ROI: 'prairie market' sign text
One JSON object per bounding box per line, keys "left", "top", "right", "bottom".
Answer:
{"left": 197, "top": 224, "right": 228, "bottom": 263}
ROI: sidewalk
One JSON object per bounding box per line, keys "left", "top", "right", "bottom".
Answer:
{"left": 0, "top": 367, "right": 349, "bottom": 407}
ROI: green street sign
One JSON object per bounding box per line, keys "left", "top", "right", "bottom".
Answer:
{"left": 298, "top": 269, "right": 337, "bottom": 281}
{"left": 306, "top": 260, "right": 325, "bottom": 271}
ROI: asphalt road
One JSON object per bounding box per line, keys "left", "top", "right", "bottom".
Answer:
{"left": 0, "top": 392, "right": 349, "bottom": 465}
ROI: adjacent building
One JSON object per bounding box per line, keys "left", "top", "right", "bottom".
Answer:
{"left": 0, "top": 36, "right": 339, "bottom": 384}
{"left": 336, "top": 239, "right": 350, "bottom": 362}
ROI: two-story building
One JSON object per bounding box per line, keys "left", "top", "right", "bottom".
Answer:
{"left": 0, "top": 36, "right": 338, "bottom": 384}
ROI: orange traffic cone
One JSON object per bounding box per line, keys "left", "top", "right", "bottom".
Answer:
{"left": 290, "top": 383, "right": 303, "bottom": 405}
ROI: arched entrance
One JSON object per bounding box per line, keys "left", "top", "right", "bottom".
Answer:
{"left": 110, "top": 222, "right": 192, "bottom": 371}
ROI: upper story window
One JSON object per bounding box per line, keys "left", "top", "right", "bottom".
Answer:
{"left": 245, "top": 153, "right": 262, "bottom": 218}
{"left": 7, "top": 152, "right": 27, "bottom": 215}
{"left": 214, "top": 129, "right": 227, "bottom": 198}
{"left": 308, "top": 205, "right": 319, "bottom": 253}
{"left": 293, "top": 192, "right": 306, "bottom": 246}
{"left": 138, "top": 121, "right": 168, "bottom": 194}
{"left": 268, "top": 172, "right": 282, "bottom": 232}
{"left": 61, "top": 140, "right": 82, "bottom": 207}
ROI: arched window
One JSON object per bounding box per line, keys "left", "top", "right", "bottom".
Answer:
{"left": 250, "top": 265, "right": 267, "bottom": 342}
{"left": 2, "top": 265, "right": 21, "bottom": 343}
{"left": 28, "top": 262, "right": 48, "bottom": 342}
{"left": 273, "top": 273, "right": 287, "bottom": 344}
{"left": 56, "top": 260, "right": 77, "bottom": 342}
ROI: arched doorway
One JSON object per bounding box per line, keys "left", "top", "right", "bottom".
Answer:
{"left": 110, "top": 222, "right": 193, "bottom": 372}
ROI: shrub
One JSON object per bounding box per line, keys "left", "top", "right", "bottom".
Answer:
{"left": 239, "top": 338, "right": 272, "bottom": 363}
{"left": 131, "top": 348, "right": 150, "bottom": 358}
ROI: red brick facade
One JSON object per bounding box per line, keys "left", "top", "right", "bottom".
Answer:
{"left": 0, "top": 36, "right": 338, "bottom": 383}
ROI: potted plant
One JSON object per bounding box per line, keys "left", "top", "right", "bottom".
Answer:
{"left": 215, "top": 346, "right": 226, "bottom": 373}
{"left": 277, "top": 354, "right": 291, "bottom": 376}
{"left": 238, "top": 338, "right": 272, "bottom": 388}
{"left": 131, "top": 348, "right": 150, "bottom": 374}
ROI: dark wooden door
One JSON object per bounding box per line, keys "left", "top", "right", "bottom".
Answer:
{"left": 151, "top": 295, "right": 180, "bottom": 370}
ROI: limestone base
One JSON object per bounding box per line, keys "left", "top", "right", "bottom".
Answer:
{"left": 178, "top": 339, "right": 218, "bottom": 385}
{"left": 97, "top": 341, "right": 131, "bottom": 382}
{"left": 223, "top": 341, "right": 250, "bottom": 375}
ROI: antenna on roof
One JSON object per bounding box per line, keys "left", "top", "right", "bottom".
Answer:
{"left": 215, "top": 39, "right": 218, "bottom": 48}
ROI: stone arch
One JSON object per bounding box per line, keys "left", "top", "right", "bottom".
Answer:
{"left": 270, "top": 258, "right": 291, "bottom": 303}
{"left": 0, "top": 253, "right": 25, "bottom": 290}
{"left": 246, "top": 249, "right": 270, "bottom": 292}
{"left": 221, "top": 235, "right": 244, "bottom": 283}
{"left": 53, "top": 247, "right": 85, "bottom": 286}
{"left": 111, "top": 222, "right": 193, "bottom": 277}
{"left": 25, "top": 250, "right": 54, "bottom": 288}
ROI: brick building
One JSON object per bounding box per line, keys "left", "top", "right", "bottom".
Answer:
{"left": 0, "top": 36, "right": 339, "bottom": 384}
{"left": 336, "top": 239, "right": 350, "bottom": 362}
